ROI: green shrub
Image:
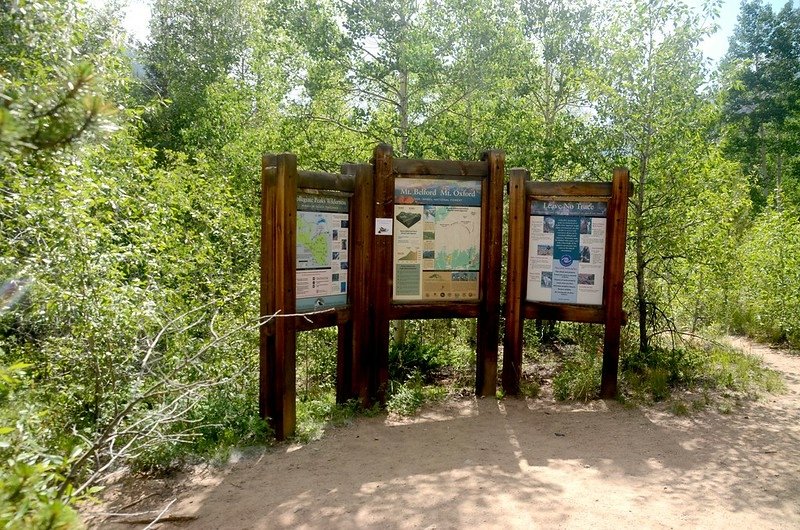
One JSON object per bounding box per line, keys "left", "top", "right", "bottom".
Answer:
{"left": 296, "top": 393, "right": 364, "bottom": 443}
{"left": 389, "top": 338, "right": 446, "bottom": 383}
{"left": 0, "top": 364, "right": 79, "bottom": 529}
{"left": 385, "top": 370, "right": 447, "bottom": 416}
{"left": 734, "top": 207, "right": 800, "bottom": 347}
{"left": 624, "top": 347, "right": 685, "bottom": 380}
{"left": 297, "top": 328, "right": 338, "bottom": 398}
{"left": 522, "top": 320, "right": 543, "bottom": 359}
{"left": 621, "top": 344, "right": 785, "bottom": 403}
{"left": 387, "top": 371, "right": 427, "bottom": 416}
{"left": 520, "top": 379, "right": 541, "bottom": 399}
{"left": 699, "top": 347, "right": 786, "bottom": 395}
{"left": 671, "top": 400, "right": 689, "bottom": 416}
{"left": 553, "top": 351, "right": 601, "bottom": 401}
{"left": 622, "top": 346, "right": 704, "bottom": 393}
{"left": 647, "top": 367, "right": 671, "bottom": 401}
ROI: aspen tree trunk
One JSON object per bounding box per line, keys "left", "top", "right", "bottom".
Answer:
{"left": 635, "top": 151, "right": 649, "bottom": 353}
{"left": 775, "top": 131, "right": 783, "bottom": 211}
{"left": 399, "top": 68, "right": 409, "bottom": 155}
{"left": 395, "top": 68, "right": 410, "bottom": 345}
{"left": 759, "top": 124, "right": 768, "bottom": 200}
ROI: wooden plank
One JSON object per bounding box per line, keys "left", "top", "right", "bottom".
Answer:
{"left": 280, "top": 154, "right": 298, "bottom": 440}
{"left": 394, "top": 158, "right": 488, "bottom": 177}
{"left": 600, "top": 168, "right": 630, "bottom": 398}
{"left": 259, "top": 154, "right": 276, "bottom": 428}
{"left": 525, "top": 181, "right": 612, "bottom": 198}
{"left": 293, "top": 309, "right": 343, "bottom": 331}
{"left": 372, "top": 144, "right": 394, "bottom": 403}
{"left": 297, "top": 170, "right": 356, "bottom": 193}
{"left": 524, "top": 302, "right": 606, "bottom": 324}
{"left": 389, "top": 302, "right": 481, "bottom": 320}
{"left": 502, "top": 168, "right": 529, "bottom": 395}
{"left": 272, "top": 154, "right": 298, "bottom": 440}
{"left": 336, "top": 321, "right": 352, "bottom": 404}
{"left": 476, "top": 150, "right": 504, "bottom": 397}
{"left": 345, "top": 162, "right": 374, "bottom": 406}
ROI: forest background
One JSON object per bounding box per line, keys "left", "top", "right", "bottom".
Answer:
{"left": 1, "top": 0, "right": 798, "bottom": 526}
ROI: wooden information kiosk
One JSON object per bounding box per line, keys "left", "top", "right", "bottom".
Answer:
{"left": 260, "top": 153, "right": 372, "bottom": 439}
{"left": 503, "top": 168, "right": 631, "bottom": 398}
{"left": 261, "top": 148, "right": 627, "bottom": 439}
{"left": 371, "top": 145, "right": 505, "bottom": 401}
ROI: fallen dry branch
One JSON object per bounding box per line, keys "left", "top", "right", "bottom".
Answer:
{"left": 111, "top": 515, "right": 198, "bottom": 524}
{"left": 117, "top": 492, "right": 160, "bottom": 511}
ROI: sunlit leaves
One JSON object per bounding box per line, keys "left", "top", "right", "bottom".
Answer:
{"left": 736, "top": 206, "right": 800, "bottom": 346}
{"left": 0, "top": 0, "right": 125, "bottom": 155}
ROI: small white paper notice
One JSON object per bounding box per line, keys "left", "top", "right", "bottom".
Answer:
{"left": 375, "top": 217, "right": 393, "bottom": 236}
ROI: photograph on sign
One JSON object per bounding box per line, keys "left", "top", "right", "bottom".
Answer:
{"left": 392, "top": 179, "right": 481, "bottom": 301}
{"left": 526, "top": 200, "right": 607, "bottom": 305}
{"left": 375, "top": 217, "right": 393, "bottom": 235}
{"left": 296, "top": 193, "right": 349, "bottom": 311}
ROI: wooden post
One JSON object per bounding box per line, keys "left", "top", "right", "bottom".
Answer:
{"left": 476, "top": 150, "right": 504, "bottom": 396}
{"left": 502, "top": 168, "right": 529, "bottom": 395}
{"left": 600, "top": 168, "right": 630, "bottom": 398}
{"left": 372, "top": 144, "right": 394, "bottom": 403}
{"left": 259, "top": 154, "right": 276, "bottom": 430}
{"left": 336, "top": 312, "right": 351, "bottom": 405}
{"left": 344, "top": 163, "right": 375, "bottom": 406}
{"left": 260, "top": 153, "right": 298, "bottom": 440}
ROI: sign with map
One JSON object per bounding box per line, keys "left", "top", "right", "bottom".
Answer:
{"left": 526, "top": 200, "right": 607, "bottom": 305}
{"left": 393, "top": 179, "right": 481, "bottom": 301}
{"left": 296, "top": 193, "right": 349, "bottom": 311}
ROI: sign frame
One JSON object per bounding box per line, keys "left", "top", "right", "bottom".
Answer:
{"left": 260, "top": 153, "right": 373, "bottom": 439}
{"left": 371, "top": 144, "right": 505, "bottom": 401}
{"left": 502, "top": 168, "right": 631, "bottom": 398}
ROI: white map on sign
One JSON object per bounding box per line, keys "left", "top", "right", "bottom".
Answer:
{"left": 296, "top": 212, "right": 331, "bottom": 269}
{"left": 429, "top": 206, "right": 480, "bottom": 270}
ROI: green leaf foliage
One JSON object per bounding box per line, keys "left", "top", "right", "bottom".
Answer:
{"left": 733, "top": 206, "right": 800, "bottom": 346}
{"left": 721, "top": 0, "right": 800, "bottom": 210}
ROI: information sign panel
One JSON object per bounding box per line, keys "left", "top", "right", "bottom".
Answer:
{"left": 296, "top": 193, "right": 349, "bottom": 311}
{"left": 526, "top": 200, "right": 607, "bottom": 306}
{"left": 392, "top": 179, "right": 482, "bottom": 301}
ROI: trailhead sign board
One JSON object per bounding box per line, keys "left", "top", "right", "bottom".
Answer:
{"left": 526, "top": 200, "right": 607, "bottom": 305}
{"left": 502, "top": 169, "right": 631, "bottom": 399}
{"left": 295, "top": 193, "right": 350, "bottom": 311}
{"left": 371, "top": 144, "right": 505, "bottom": 401}
{"left": 262, "top": 149, "right": 625, "bottom": 440}
{"left": 261, "top": 153, "right": 372, "bottom": 441}
{"left": 393, "top": 179, "right": 482, "bottom": 301}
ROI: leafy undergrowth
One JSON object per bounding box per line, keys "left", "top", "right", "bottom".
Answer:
{"left": 387, "top": 371, "right": 450, "bottom": 416}
{"left": 385, "top": 337, "right": 475, "bottom": 417}
{"left": 620, "top": 344, "right": 784, "bottom": 402}
{"left": 531, "top": 340, "right": 786, "bottom": 412}
{"left": 296, "top": 394, "right": 381, "bottom": 444}
{"left": 295, "top": 334, "right": 787, "bottom": 439}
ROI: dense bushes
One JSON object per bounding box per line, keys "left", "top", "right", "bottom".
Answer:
{"left": 1, "top": 1, "right": 267, "bottom": 508}
{"left": 389, "top": 338, "right": 447, "bottom": 383}
{"left": 385, "top": 322, "right": 475, "bottom": 415}
{"left": 733, "top": 207, "right": 800, "bottom": 347}
{"left": 548, "top": 342, "right": 784, "bottom": 404}
{"left": 0, "top": 364, "right": 80, "bottom": 528}
{"left": 552, "top": 351, "right": 602, "bottom": 401}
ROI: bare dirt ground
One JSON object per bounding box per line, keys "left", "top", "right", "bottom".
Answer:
{"left": 83, "top": 338, "right": 800, "bottom": 529}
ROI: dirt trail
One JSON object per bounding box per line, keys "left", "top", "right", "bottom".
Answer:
{"left": 85, "top": 338, "right": 800, "bottom": 529}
